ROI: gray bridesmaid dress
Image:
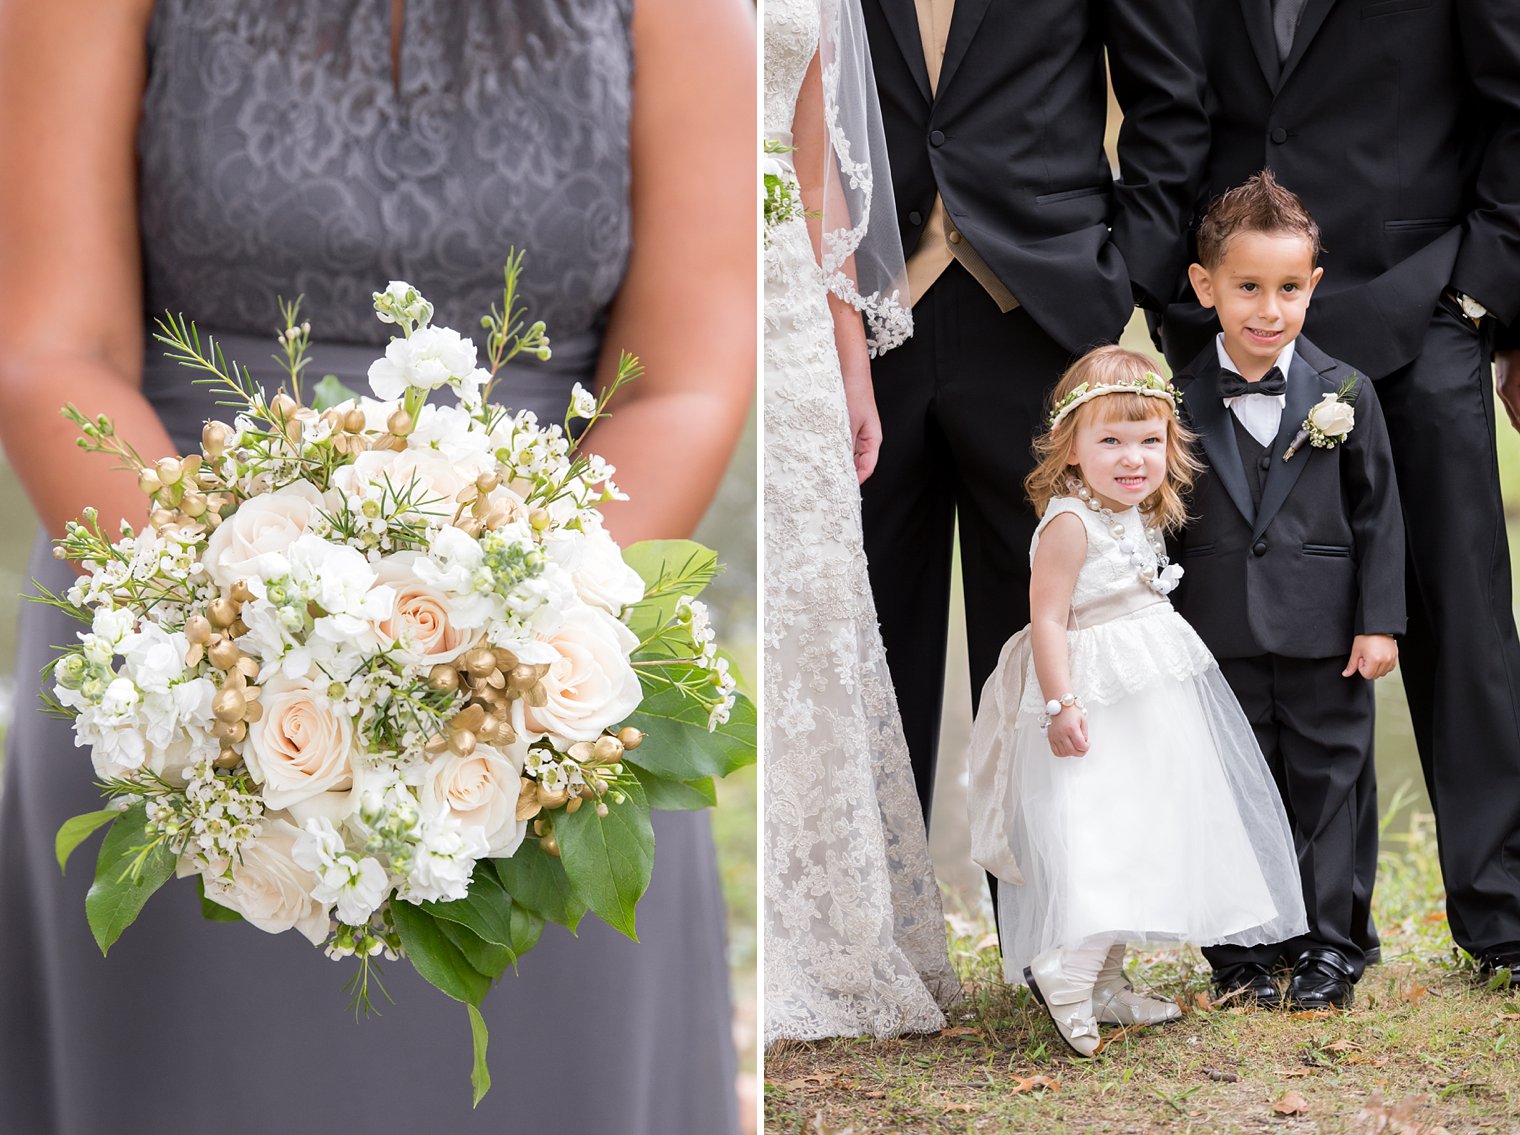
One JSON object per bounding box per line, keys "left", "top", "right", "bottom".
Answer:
{"left": 0, "top": 3, "right": 738, "bottom": 1132}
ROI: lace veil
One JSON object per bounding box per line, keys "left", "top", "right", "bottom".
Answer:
{"left": 818, "top": 0, "right": 912, "bottom": 356}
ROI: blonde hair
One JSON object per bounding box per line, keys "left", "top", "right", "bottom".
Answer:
{"left": 1024, "top": 345, "right": 1201, "bottom": 532}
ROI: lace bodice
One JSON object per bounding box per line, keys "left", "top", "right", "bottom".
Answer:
{"left": 764, "top": 0, "right": 817, "bottom": 134}
{"left": 138, "top": 0, "right": 632, "bottom": 349}
{"left": 1032, "top": 497, "right": 1166, "bottom": 614}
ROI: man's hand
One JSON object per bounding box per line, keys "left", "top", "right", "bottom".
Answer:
{"left": 1343, "top": 634, "right": 1398, "bottom": 680}
{"left": 1046, "top": 706, "right": 1090, "bottom": 757}
{"left": 1496, "top": 349, "right": 1520, "bottom": 434}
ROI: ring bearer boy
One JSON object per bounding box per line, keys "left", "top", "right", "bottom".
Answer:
{"left": 1171, "top": 173, "right": 1405, "bottom": 1009}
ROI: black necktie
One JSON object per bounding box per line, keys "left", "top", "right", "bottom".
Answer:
{"left": 1219, "top": 367, "right": 1286, "bottom": 400}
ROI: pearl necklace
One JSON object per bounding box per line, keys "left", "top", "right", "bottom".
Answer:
{"left": 1068, "top": 480, "right": 1182, "bottom": 596}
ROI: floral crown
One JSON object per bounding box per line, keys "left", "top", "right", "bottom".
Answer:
{"left": 1047, "top": 371, "right": 1182, "bottom": 430}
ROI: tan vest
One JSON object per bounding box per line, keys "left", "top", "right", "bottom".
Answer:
{"left": 905, "top": 0, "right": 1018, "bottom": 311}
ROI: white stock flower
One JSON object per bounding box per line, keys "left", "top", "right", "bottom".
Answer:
{"left": 1309, "top": 394, "right": 1355, "bottom": 439}
{"left": 204, "top": 816, "right": 330, "bottom": 944}
{"left": 419, "top": 742, "right": 528, "bottom": 858}
{"left": 245, "top": 675, "right": 359, "bottom": 810}
{"left": 545, "top": 524, "right": 645, "bottom": 616}
{"left": 514, "top": 604, "right": 643, "bottom": 744}
{"left": 201, "top": 480, "right": 329, "bottom": 588}
{"left": 401, "top": 815, "right": 489, "bottom": 904}
{"left": 366, "top": 326, "right": 478, "bottom": 402}
{"left": 293, "top": 817, "right": 390, "bottom": 926}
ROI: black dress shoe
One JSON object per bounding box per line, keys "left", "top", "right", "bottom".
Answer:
{"left": 1287, "top": 948, "right": 1356, "bottom": 1010}
{"left": 1210, "top": 962, "right": 1281, "bottom": 1007}
{"left": 1476, "top": 949, "right": 1520, "bottom": 987}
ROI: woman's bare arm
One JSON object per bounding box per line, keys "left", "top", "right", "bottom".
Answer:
{"left": 0, "top": 0, "right": 169, "bottom": 541}
{"left": 588, "top": 0, "right": 757, "bottom": 543}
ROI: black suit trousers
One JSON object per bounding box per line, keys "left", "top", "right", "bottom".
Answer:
{"left": 1203, "top": 654, "right": 1376, "bottom": 980}
{"left": 860, "top": 263, "right": 1077, "bottom": 818}
{"left": 1376, "top": 301, "right": 1520, "bottom": 956}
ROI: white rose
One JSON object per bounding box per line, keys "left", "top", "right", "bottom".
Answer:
{"left": 514, "top": 604, "right": 643, "bottom": 743}
{"left": 245, "top": 676, "right": 358, "bottom": 811}
{"left": 201, "top": 480, "right": 328, "bottom": 588}
{"left": 1309, "top": 394, "right": 1356, "bottom": 438}
{"left": 546, "top": 525, "right": 645, "bottom": 616}
{"left": 419, "top": 742, "right": 528, "bottom": 857}
{"left": 372, "top": 552, "right": 476, "bottom": 666}
{"left": 204, "top": 816, "right": 330, "bottom": 944}
{"left": 331, "top": 448, "right": 482, "bottom": 521}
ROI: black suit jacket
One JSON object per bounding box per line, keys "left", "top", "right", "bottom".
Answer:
{"left": 859, "top": 0, "right": 1209, "bottom": 356}
{"left": 1164, "top": 0, "right": 1520, "bottom": 373}
{"left": 1171, "top": 336, "right": 1406, "bottom": 659}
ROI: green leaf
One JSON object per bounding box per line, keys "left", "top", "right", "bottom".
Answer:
{"left": 85, "top": 803, "right": 176, "bottom": 956}
{"left": 468, "top": 1003, "right": 491, "bottom": 1107}
{"left": 492, "top": 839, "right": 586, "bottom": 933}
{"left": 311, "top": 374, "right": 361, "bottom": 411}
{"left": 197, "top": 876, "right": 244, "bottom": 923}
{"left": 419, "top": 869, "right": 517, "bottom": 950}
{"left": 438, "top": 918, "right": 514, "bottom": 980}
{"left": 628, "top": 764, "right": 717, "bottom": 811}
{"left": 508, "top": 901, "right": 544, "bottom": 958}
{"left": 555, "top": 776, "right": 654, "bottom": 941}
{"left": 391, "top": 900, "right": 490, "bottom": 1006}
{"left": 55, "top": 808, "right": 120, "bottom": 874}
{"left": 620, "top": 688, "right": 756, "bottom": 781}
{"left": 620, "top": 540, "right": 719, "bottom": 639}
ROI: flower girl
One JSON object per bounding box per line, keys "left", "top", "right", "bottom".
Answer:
{"left": 967, "top": 346, "right": 1306, "bottom": 1056}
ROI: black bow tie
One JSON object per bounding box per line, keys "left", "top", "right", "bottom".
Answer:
{"left": 1219, "top": 367, "right": 1286, "bottom": 399}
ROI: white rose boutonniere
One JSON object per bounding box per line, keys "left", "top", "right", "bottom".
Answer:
{"left": 1284, "top": 374, "right": 1361, "bottom": 461}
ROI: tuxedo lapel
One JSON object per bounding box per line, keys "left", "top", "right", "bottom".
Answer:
{"left": 1184, "top": 363, "right": 1256, "bottom": 529}
{"left": 1238, "top": 0, "right": 1282, "bottom": 90}
{"left": 873, "top": 0, "right": 933, "bottom": 104}
{"left": 1278, "top": 0, "right": 1336, "bottom": 87}
{"left": 1252, "top": 350, "right": 1323, "bottom": 539}
{"left": 936, "top": 0, "right": 992, "bottom": 99}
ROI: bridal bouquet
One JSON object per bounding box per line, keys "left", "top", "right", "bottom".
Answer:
{"left": 41, "top": 260, "right": 753, "bottom": 1103}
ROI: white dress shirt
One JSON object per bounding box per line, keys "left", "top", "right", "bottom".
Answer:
{"left": 1217, "top": 334, "right": 1296, "bottom": 448}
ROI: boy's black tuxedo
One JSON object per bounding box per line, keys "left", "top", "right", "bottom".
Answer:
{"left": 1174, "top": 336, "right": 1406, "bottom": 657}
{"left": 1164, "top": 0, "right": 1520, "bottom": 964}
{"left": 1174, "top": 334, "right": 1405, "bottom": 979}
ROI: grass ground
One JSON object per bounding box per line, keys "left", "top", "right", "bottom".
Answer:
{"left": 764, "top": 805, "right": 1520, "bottom": 1135}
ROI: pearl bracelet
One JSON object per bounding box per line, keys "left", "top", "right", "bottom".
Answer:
{"left": 1039, "top": 693, "right": 1084, "bottom": 730}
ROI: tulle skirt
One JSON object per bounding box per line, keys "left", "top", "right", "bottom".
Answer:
{"left": 967, "top": 604, "right": 1307, "bottom": 980}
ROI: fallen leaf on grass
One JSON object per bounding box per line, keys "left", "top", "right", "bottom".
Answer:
{"left": 1276, "top": 1068, "right": 1316, "bottom": 1078}
{"left": 1422, "top": 910, "right": 1447, "bottom": 923}
{"left": 1289, "top": 1009, "right": 1339, "bottom": 1020}
{"left": 807, "top": 1113, "right": 855, "bottom": 1135}
{"left": 1353, "top": 1089, "right": 1449, "bottom": 1135}
{"left": 1398, "top": 982, "right": 1429, "bottom": 1003}
{"left": 1324, "top": 1039, "right": 1364, "bottom": 1054}
{"left": 1193, "top": 992, "right": 1214, "bottom": 1012}
{"left": 941, "top": 1103, "right": 977, "bottom": 1113}
{"left": 938, "top": 1025, "right": 983, "bottom": 1039}
{"left": 777, "top": 1075, "right": 832, "bottom": 1091}
{"left": 1272, "top": 1090, "right": 1310, "bottom": 1116}
{"left": 1010, "top": 1075, "right": 1060, "bottom": 1095}
{"left": 1500, "top": 1012, "right": 1520, "bottom": 1021}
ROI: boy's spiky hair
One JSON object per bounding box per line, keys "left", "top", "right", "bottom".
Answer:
{"left": 1196, "top": 169, "right": 1322, "bottom": 268}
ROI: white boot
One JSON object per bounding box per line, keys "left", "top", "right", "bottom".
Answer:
{"left": 1091, "top": 944, "right": 1182, "bottom": 1027}
{"left": 1025, "top": 947, "right": 1102, "bottom": 1057}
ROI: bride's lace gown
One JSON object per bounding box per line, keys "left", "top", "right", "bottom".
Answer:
{"left": 763, "top": 0, "right": 956, "bottom": 1047}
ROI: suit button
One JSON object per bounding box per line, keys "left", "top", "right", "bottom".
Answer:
{"left": 1253, "top": 540, "right": 1269, "bottom": 556}
{"left": 1270, "top": 126, "right": 1288, "bottom": 144}
{"left": 947, "top": 228, "right": 962, "bottom": 244}
{"left": 1259, "top": 455, "right": 1271, "bottom": 472}
{"left": 929, "top": 129, "right": 945, "bottom": 147}
{"left": 908, "top": 210, "right": 923, "bottom": 226}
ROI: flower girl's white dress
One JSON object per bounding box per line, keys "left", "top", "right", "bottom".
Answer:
{"left": 968, "top": 497, "right": 1308, "bottom": 977}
